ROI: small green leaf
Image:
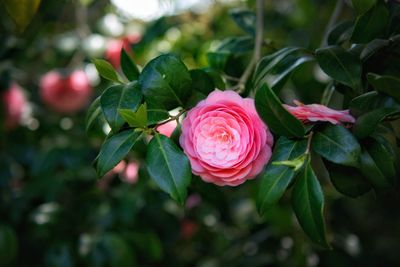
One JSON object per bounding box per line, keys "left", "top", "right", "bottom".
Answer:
{"left": 93, "top": 59, "right": 123, "bottom": 83}
{"left": 100, "top": 82, "right": 142, "bottom": 131}
{"left": 292, "top": 157, "right": 330, "bottom": 248}
{"left": 118, "top": 103, "right": 148, "bottom": 128}
{"left": 316, "top": 46, "right": 361, "bottom": 90}
{"left": 257, "top": 137, "right": 307, "bottom": 215}
{"left": 351, "top": 0, "right": 376, "bottom": 14}
{"left": 326, "top": 162, "right": 371, "bottom": 198}
{"left": 3, "top": 0, "right": 41, "bottom": 32}
{"left": 146, "top": 133, "right": 191, "bottom": 204}
{"left": 353, "top": 107, "right": 400, "bottom": 138}
{"left": 351, "top": 4, "right": 389, "bottom": 43}
{"left": 139, "top": 54, "right": 192, "bottom": 110}
{"left": 85, "top": 96, "right": 102, "bottom": 133}
{"left": 96, "top": 130, "right": 142, "bottom": 177}
{"left": 313, "top": 125, "right": 361, "bottom": 167}
{"left": 255, "top": 84, "right": 305, "bottom": 138}
{"left": 120, "top": 48, "right": 140, "bottom": 81}
{"left": 367, "top": 73, "right": 400, "bottom": 102}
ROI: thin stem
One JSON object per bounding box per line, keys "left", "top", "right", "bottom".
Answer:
{"left": 155, "top": 109, "right": 186, "bottom": 128}
{"left": 305, "top": 131, "right": 314, "bottom": 154}
{"left": 233, "top": 0, "right": 264, "bottom": 94}
{"left": 321, "top": 81, "right": 335, "bottom": 106}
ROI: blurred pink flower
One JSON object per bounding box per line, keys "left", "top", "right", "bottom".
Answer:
{"left": 157, "top": 120, "right": 178, "bottom": 138}
{"left": 180, "top": 90, "right": 274, "bottom": 186}
{"left": 120, "top": 161, "right": 140, "bottom": 184}
{"left": 1, "top": 83, "right": 27, "bottom": 130}
{"left": 283, "top": 100, "right": 355, "bottom": 125}
{"left": 40, "top": 70, "right": 92, "bottom": 114}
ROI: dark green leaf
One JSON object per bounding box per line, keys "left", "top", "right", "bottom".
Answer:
{"left": 367, "top": 73, "right": 400, "bottom": 102}
{"left": 120, "top": 49, "right": 140, "bottom": 81}
{"left": 203, "top": 68, "right": 225, "bottom": 90}
{"left": 351, "top": 0, "right": 376, "bottom": 14}
{"left": 255, "top": 84, "right": 305, "bottom": 138}
{"left": 351, "top": 4, "right": 389, "bottom": 43}
{"left": 359, "top": 147, "right": 392, "bottom": 190}
{"left": 85, "top": 96, "right": 102, "bottom": 133}
{"left": 316, "top": 46, "right": 361, "bottom": 90}
{"left": 326, "top": 162, "right": 371, "bottom": 198}
{"left": 327, "top": 21, "right": 354, "bottom": 45}
{"left": 367, "top": 140, "right": 396, "bottom": 183}
{"left": 313, "top": 125, "right": 361, "bottom": 167}
{"left": 139, "top": 54, "right": 192, "bottom": 110}
{"left": 207, "top": 52, "right": 230, "bottom": 70}
{"left": 96, "top": 130, "right": 141, "bottom": 177}
{"left": 360, "top": 39, "right": 390, "bottom": 61}
{"left": 3, "top": 0, "right": 41, "bottom": 32}
{"left": 93, "top": 59, "right": 123, "bottom": 83}
{"left": 118, "top": 103, "right": 148, "bottom": 128}
{"left": 230, "top": 9, "right": 256, "bottom": 35}
{"left": 258, "top": 137, "right": 307, "bottom": 215}
{"left": 353, "top": 107, "right": 400, "bottom": 138}
{"left": 146, "top": 133, "right": 191, "bottom": 204}
{"left": 147, "top": 108, "right": 170, "bottom": 125}
{"left": 100, "top": 82, "right": 142, "bottom": 131}
{"left": 189, "top": 69, "right": 215, "bottom": 95}
{"left": 292, "top": 158, "right": 330, "bottom": 248}
{"left": 350, "top": 91, "right": 400, "bottom": 117}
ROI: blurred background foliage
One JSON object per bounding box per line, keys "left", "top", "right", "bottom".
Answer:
{"left": 0, "top": 0, "right": 399, "bottom": 266}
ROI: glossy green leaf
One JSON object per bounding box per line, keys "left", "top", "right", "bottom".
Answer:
{"left": 327, "top": 21, "right": 354, "bottom": 45}
{"left": 350, "top": 91, "right": 400, "bottom": 117}
{"left": 351, "top": 4, "right": 389, "bottom": 43}
{"left": 120, "top": 48, "right": 140, "bottom": 81}
{"left": 230, "top": 9, "right": 256, "bottom": 35}
{"left": 189, "top": 69, "right": 215, "bottom": 95}
{"left": 146, "top": 133, "right": 191, "bottom": 204}
{"left": 139, "top": 54, "right": 192, "bottom": 110}
{"left": 100, "top": 82, "right": 142, "bottom": 131}
{"left": 147, "top": 108, "right": 170, "bottom": 125}
{"left": 255, "top": 84, "right": 305, "bottom": 138}
{"left": 292, "top": 158, "right": 330, "bottom": 248}
{"left": 207, "top": 52, "right": 230, "bottom": 70}
{"left": 258, "top": 137, "right": 307, "bottom": 215}
{"left": 0, "top": 224, "right": 18, "bottom": 265}
{"left": 3, "top": 0, "right": 41, "bottom": 32}
{"left": 353, "top": 107, "right": 400, "bottom": 138}
{"left": 96, "top": 130, "right": 141, "bottom": 177}
{"left": 316, "top": 46, "right": 361, "bottom": 90}
{"left": 367, "top": 140, "right": 396, "bottom": 183}
{"left": 360, "top": 39, "right": 390, "bottom": 61}
{"left": 351, "top": 0, "right": 376, "bottom": 14}
{"left": 326, "top": 162, "right": 371, "bottom": 198}
{"left": 203, "top": 68, "right": 225, "bottom": 90}
{"left": 118, "top": 103, "right": 148, "bottom": 128}
{"left": 367, "top": 73, "right": 400, "bottom": 102}
{"left": 93, "top": 59, "right": 123, "bottom": 83}
{"left": 85, "top": 96, "right": 102, "bottom": 133}
{"left": 313, "top": 125, "right": 361, "bottom": 167}
{"left": 359, "top": 147, "right": 392, "bottom": 190}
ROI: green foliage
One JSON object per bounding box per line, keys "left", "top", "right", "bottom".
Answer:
{"left": 146, "top": 133, "right": 191, "bottom": 205}
{"left": 3, "top": 0, "right": 41, "bottom": 32}
{"left": 93, "top": 59, "right": 123, "bottom": 83}
{"left": 119, "top": 103, "right": 148, "bottom": 128}
{"left": 255, "top": 84, "right": 305, "bottom": 138}
{"left": 100, "top": 82, "right": 142, "bottom": 131}
{"left": 291, "top": 157, "right": 330, "bottom": 248}
{"left": 313, "top": 125, "right": 361, "bottom": 167}
{"left": 96, "top": 130, "right": 142, "bottom": 177}
{"left": 0, "top": 224, "right": 18, "bottom": 265}
{"left": 139, "top": 54, "right": 192, "bottom": 110}
{"left": 120, "top": 49, "right": 140, "bottom": 81}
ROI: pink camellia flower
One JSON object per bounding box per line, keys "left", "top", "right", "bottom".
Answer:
{"left": 40, "top": 70, "right": 92, "bottom": 114}
{"left": 283, "top": 100, "right": 355, "bottom": 125}
{"left": 1, "top": 83, "right": 27, "bottom": 130}
{"left": 157, "top": 120, "right": 178, "bottom": 138}
{"left": 105, "top": 34, "right": 141, "bottom": 68}
{"left": 120, "top": 161, "right": 140, "bottom": 184}
{"left": 180, "top": 90, "right": 274, "bottom": 186}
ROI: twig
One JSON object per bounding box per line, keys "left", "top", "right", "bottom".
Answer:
{"left": 155, "top": 109, "right": 186, "bottom": 128}
{"left": 233, "top": 0, "right": 264, "bottom": 94}
{"left": 305, "top": 131, "right": 314, "bottom": 154}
